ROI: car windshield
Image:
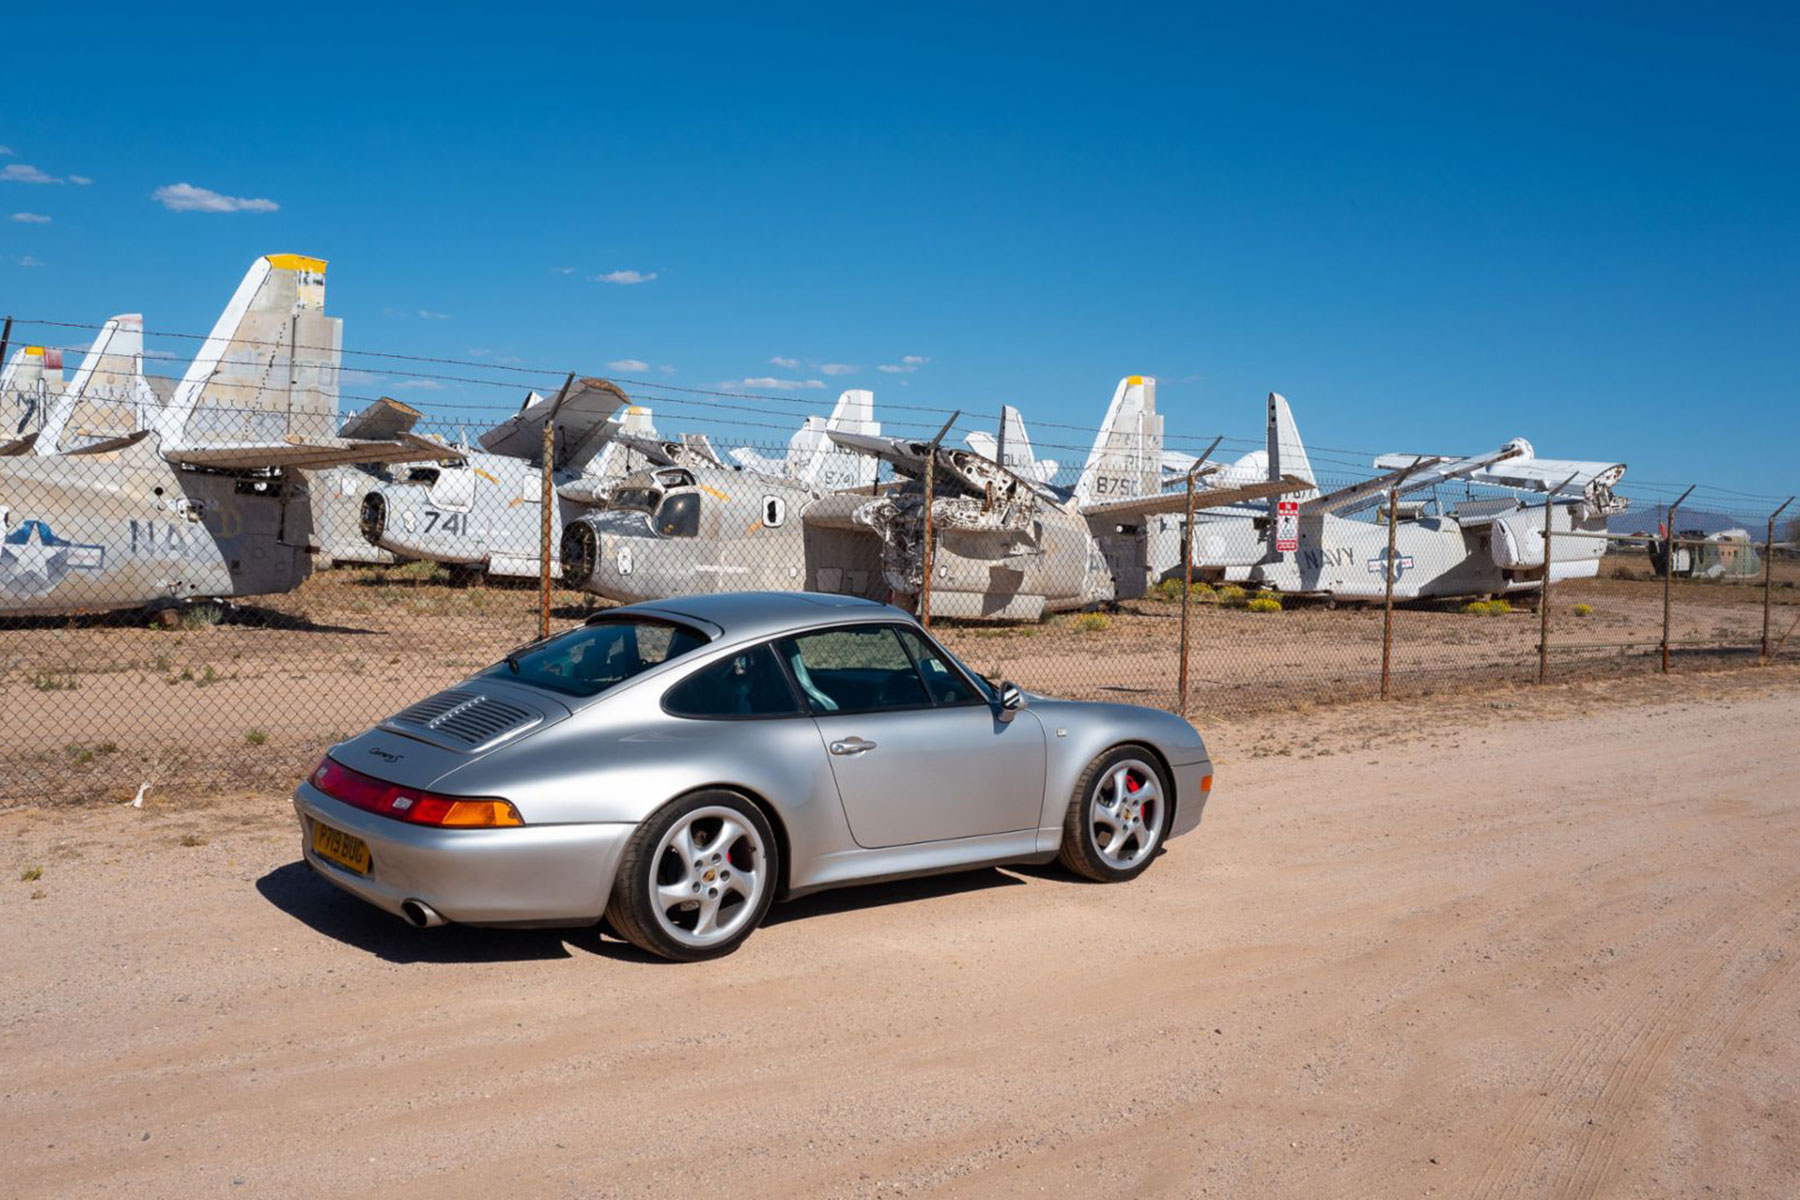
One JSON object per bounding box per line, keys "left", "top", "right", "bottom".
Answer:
{"left": 484, "top": 619, "right": 709, "bottom": 698}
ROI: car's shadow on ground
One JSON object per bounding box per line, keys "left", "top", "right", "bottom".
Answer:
{"left": 763, "top": 867, "right": 1028, "bottom": 927}
{"left": 258, "top": 860, "right": 1045, "bottom": 963}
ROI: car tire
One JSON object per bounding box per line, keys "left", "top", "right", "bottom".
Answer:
{"left": 607, "top": 790, "right": 780, "bottom": 962}
{"left": 1057, "top": 746, "right": 1171, "bottom": 883}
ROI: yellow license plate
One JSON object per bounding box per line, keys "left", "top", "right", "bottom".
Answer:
{"left": 312, "top": 820, "right": 372, "bottom": 875}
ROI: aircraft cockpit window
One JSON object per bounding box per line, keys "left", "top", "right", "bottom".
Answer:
{"left": 763, "top": 496, "right": 786, "bottom": 528}
{"left": 427, "top": 465, "right": 475, "bottom": 512}
{"left": 656, "top": 492, "right": 701, "bottom": 538}
{"left": 406, "top": 467, "right": 440, "bottom": 485}
{"left": 611, "top": 487, "right": 661, "bottom": 513}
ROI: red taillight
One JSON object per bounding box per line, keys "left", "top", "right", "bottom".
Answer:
{"left": 308, "top": 757, "right": 524, "bottom": 828}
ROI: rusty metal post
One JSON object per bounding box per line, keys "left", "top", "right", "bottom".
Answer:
{"left": 0, "top": 317, "right": 12, "bottom": 378}
{"left": 1764, "top": 497, "right": 1794, "bottom": 664}
{"left": 1176, "top": 437, "right": 1219, "bottom": 718}
{"left": 1537, "top": 473, "right": 1579, "bottom": 685}
{"left": 1381, "top": 484, "right": 1400, "bottom": 698}
{"left": 918, "top": 413, "right": 960, "bottom": 630}
{"left": 538, "top": 373, "right": 576, "bottom": 640}
{"left": 1378, "top": 461, "right": 1423, "bottom": 700}
{"left": 1661, "top": 485, "right": 1694, "bottom": 673}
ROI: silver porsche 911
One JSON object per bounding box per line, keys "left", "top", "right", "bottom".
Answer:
{"left": 292, "top": 592, "right": 1216, "bottom": 960}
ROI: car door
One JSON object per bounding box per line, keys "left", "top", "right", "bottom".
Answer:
{"left": 779, "top": 624, "right": 1046, "bottom": 848}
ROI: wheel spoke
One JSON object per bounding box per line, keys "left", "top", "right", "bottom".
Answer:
{"left": 723, "top": 867, "right": 757, "bottom": 902}
{"left": 670, "top": 824, "right": 699, "bottom": 869}
{"left": 713, "top": 818, "right": 748, "bottom": 859}
{"left": 655, "top": 879, "right": 695, "bottom": 910}
{"left": 1109, "top": 766, "right": 1132, "bottom": 805}
{"left": 691, "top": 891, "right": 722, "bottom": 936}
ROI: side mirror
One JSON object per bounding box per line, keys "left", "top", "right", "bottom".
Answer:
{"left": 996, "top": 681, "right": 1027, "bottom": 723}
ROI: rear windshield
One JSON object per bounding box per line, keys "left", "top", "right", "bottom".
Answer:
{"left": 484, "top": 619, "right": 709, "bottom": 698}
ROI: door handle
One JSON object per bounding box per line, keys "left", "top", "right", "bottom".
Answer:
{"left": 829, "top": 738, "right": 877, "bottom": 756}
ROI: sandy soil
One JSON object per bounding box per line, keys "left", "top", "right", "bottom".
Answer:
{"left": 2, "top": 672, "right": 1796, "bottom": 1197}
{"left": 6, "top": 557, "right": 1797, "bottom": 805}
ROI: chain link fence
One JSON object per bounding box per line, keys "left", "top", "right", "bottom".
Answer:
{"left": 3, "top": 313, "right": 1795, "bottom": 808}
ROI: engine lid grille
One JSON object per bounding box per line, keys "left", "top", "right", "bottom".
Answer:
{"left": 385, "top": 688, "right": 542, "bottom": 751}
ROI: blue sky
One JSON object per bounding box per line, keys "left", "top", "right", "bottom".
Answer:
{"left": 3, "top": 1, "right": 1796, "bottom": 511}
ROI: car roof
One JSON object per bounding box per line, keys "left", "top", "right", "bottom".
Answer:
{"left": 605, "top": 591, "right": 907, "bottom": 643}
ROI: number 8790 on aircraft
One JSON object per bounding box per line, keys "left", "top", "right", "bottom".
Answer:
{"left": 293, "top": 591, "right": 1216, "bottom": 961}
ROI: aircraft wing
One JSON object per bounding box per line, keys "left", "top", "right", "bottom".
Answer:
{"left": 338, "top": 396, "right": 422, "bottom": 441}
{"left": 1304, "top": 458, "right": 1446, "bottom": 516}
{"left": 0, "top": 433, "right": 38, "bottom": 457}
{"left": 162, "top": 432, "right": 460, "bottom": 471}
{"left": 478, "top": 378, "right": 629, "bottom": 466}
{"left": 1309, "top": 443, "right": 1528, "bottom": 516}
{"left": 1081, "top": 475, "right": 1309, "bottom": 521}
{"left": 1469, "top": 456, "right": 1626, "bottom": 494}
{"left": 826, "top": 430, "right": 935, "bottom": 476}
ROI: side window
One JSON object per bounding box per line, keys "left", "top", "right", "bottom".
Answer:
{"left": 778, "top": 627, "right": 930, "bottom": 715}
{"left": 656, "top": 492, "right": 700, "bottom": 538}
{"left": 896, "top": 628, "right": 981, "bottom": 706}
{"left": 664, "top": 644, "right": 800, "bottom": 719}
{"left": 762, "top": 496, "right": 786, "bottom": 528}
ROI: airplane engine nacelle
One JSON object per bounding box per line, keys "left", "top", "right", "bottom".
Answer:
{"left": 1489, "top": 506, "right": 1606, "bottom": 569}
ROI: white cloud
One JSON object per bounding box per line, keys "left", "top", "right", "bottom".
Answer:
{"left": 10, "top": 212, "right": 50, "bottom": 223}
{"left": 418, "top": 309, "right": 451, "bottom": 320}
{"left": 607, "top": 359, "right": 650, "bottom": 372}
{"left": 16, "top": 255, "right": 45, "bottom": 267}
{"left": 68, "top": 175, "right": 91, "bottom": 186}
{"left": 466, "top": 347, "right": 492, "bottom": 357}
{"left": 152, "top": 182, "right": 279, "bottom": 213}
{"left": 390, "top": 379, "right": 446, "bottom": 391}
{"left": 768, "top": 355, "right": 800, "bottom": 369}
{"left": 341, "top": 368, "right": 383, "bottom": 385}
{"left": 0, "top": 146, "right": 12, "bottom": 155}
{"left": 143, "top": 348, "right": 179, "bottom": 360}
{"left": 551, "top": 266, "right": 576, "bottom": 275}
{"left": 878, "top": 354, "right": 931, "bottom": 374}
{"left": 2, "top": 164, "right": 61, "bottom": 184}
{"left": 592, "top": 269, "right": 656, "bottom": 284}
{"left": 818, "top": 362, "right": 858, "bottom": 375}
{"left": 657, "top": 364, "right": 677, "bottom": 375}
{"left": 726, "top": 377, "right": 826, "bottom": 392}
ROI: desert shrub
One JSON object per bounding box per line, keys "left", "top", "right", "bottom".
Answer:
{"left": 1073, "top": 612, "right": 1111, "bottom": 633}
{"left": 180, "top": 604, "right": 224, "bottom": 630}
{"left": 1573, "top": 602, "right": 1594, "bottom": 618}
{"left": 1246, "top": 595, "right": 1283, "bottom": 613}
{"left": 1463, "top": 599, "right": 1513, "bottom": 616}
{"left": 246, "top": 728, "right": 269, "bottom": 747}
{"left": 1217, "top": 584, "right": 1249, "bottom": 608}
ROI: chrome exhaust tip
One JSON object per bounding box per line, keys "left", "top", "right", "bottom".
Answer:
{"left": 400, "top": 899, "right": 446, "bottom": 928}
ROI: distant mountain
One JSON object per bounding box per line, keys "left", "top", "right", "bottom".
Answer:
{"left": 1609, "top": 504, "right": 1755, "bottom": 537}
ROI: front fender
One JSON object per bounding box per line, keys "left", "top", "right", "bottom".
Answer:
{"left": 1025, "top": 699, "right": 1211, "bottom": 851}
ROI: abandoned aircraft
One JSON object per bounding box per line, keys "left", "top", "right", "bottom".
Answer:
{"left": 0, "top": 254, "right": 453, "bottom": 616}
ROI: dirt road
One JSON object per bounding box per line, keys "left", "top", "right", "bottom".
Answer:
{"left": 3, "top": 680, "right": 1797, "bottom": 1197}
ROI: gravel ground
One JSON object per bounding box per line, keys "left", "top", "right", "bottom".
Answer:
{"left": 2, "top": 672, "right": 1797, "bottom": 1197}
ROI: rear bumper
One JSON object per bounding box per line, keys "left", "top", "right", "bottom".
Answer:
{"left": 292, "top": 783, "right": 634, "bottom": 927}
{"left": 1167, "top": 758, "right": 1214, "bottom": 841}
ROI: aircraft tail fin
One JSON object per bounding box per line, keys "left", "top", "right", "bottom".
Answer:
{"left": 1265, "top": 392, "right": 1317, "bottom": 502}
{"left": 799, "top": 388, "right": 880, "bottom": 490}
{"left": 1075, "top": 376, "right": 1162, "bottom": 505}
{"left": 157, "top": 255, "right": 340, "bottom": 450}
{"left": 3, "top": 345, "right": 61, "bottom": 438}
{"left": 39, "top": 314, "right": 149, "bottom": 452}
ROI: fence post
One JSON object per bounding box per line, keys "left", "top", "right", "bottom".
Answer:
{"left": 1378, "top": 460, "right": 1426, "bottom": 700}
{"left": 1661, "top": 485, "right": 1695, "bottom": 674}
{"left": 538, "top": 373, "right": 576, "bottom": 640}
{"left": 0, "top": 317, "right": 12, "bottom": 377}
{"left": 1176, "top": 438, "right": 1219, "bottom": 719}
{"left": 1765, "top": 497, "right": 1794, "bottom": 664}
{"left": 1537, "top": 473, "right": 1578, "bottom": 685}
{"left": 918, "top": 413, "right": 959, "bottom": 630}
